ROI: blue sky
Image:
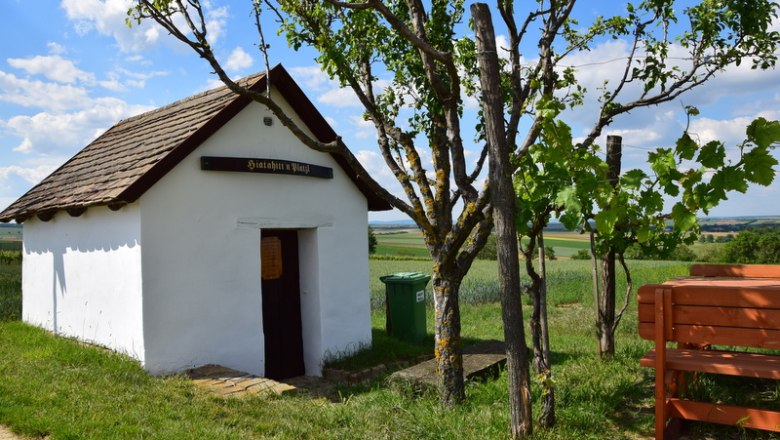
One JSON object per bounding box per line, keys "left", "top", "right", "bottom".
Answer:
{"left": 1, "top": 1, "right": 780, "bottom": 222}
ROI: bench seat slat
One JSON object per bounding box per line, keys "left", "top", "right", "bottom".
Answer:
{"left": 638, "top": 303, "right": 780, "bottom": 329}
{"left": 641, "top": 349, "right": 780, "bottom": 379}
{"left": 668, "top": 398, "right": 780, "bottom": 432}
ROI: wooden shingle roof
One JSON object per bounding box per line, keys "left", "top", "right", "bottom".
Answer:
{"left": 0, "top": 64, "right": 391, "bottom": 223}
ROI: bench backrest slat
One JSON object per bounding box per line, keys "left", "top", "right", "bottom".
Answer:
{"left": 638, "top": 284, "right": 780, "bottom": 350}
{"left": 690, "top": 264, "right": 780, "bottom": 278}
{"left": 638, "top": 323, "right": 780, "bottom": 350}
{"left": 638, "top": 304, "right": 780, "bottom": 329}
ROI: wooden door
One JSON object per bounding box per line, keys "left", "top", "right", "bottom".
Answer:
{"left": 261, "top": 229, "right": 305, "bottom": 380}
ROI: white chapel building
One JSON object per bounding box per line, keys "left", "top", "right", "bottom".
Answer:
{"left": 0, "top": 65, "right": 391, "bottom": 379}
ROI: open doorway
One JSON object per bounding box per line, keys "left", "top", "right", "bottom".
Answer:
{"left": 261, "top": 229, "right": 305, "bottom": 379}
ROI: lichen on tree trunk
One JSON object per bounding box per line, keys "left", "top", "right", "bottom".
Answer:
{"left": 431, "top": 271, "right": 465, "bottom": 404}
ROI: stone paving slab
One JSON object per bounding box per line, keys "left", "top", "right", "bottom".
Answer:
{"left": 186, "top": 365, "right": 296, "bottom": 398}
{"left": 389, "top": 340, "right": 507, "bottom": 392}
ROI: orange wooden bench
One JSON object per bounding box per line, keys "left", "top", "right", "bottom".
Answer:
{"left": 638, "top": 264, "right": 780, "bottom": 439}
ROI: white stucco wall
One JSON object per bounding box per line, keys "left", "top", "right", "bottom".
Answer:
{"left": 140, "top": 96, "right": 371, "bottom": 376}
{"left": 21, "top": 205, "right": 145, "bottom": 361}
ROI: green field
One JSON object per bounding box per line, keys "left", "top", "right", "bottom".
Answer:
{"left": 1, "top": 256, "right": 775, "bottom": 439}
{"left": 375, "top": 229, "right": 591, "bottom": 259}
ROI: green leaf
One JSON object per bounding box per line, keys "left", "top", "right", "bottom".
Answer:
{"left": 697, "top": 141, "right": 726, "bottom": 168}
{"left": 711, "top": 167, "right": 749, "bottom": 193}
{"left": 640, "top": 190, "right": 664, "bottom": 212}
{"left": 675, "top": 132, "right": 697, "bottom": 161}
{"left": 555, "top": 185, "right": 581, "bottom": 212}
{"left": 558, "top": 212, "right": 583, "bottom": 231}
{"left": 649, "top": 148, "right": 676, "bottom": 178}
{"left": 747, "top": 117, "right": 780, "bottom": 149}
{"left": 671, "top": 203, "right": 697, "bottom": 232}
{"left": 637, "top": 226, "right": 651, "bottom": 244}
{"left": 595, "top": 209, "right": 619, "bottom": 235}
{"left": 621, "top": 169, "right": 647, "bottom": 189}
{"left": 743, "top": 147, "right": 779, "bottom": 185}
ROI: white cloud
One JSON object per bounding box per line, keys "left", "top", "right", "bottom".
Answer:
{"left": 355, "top": 149, "right": 399, "bottom": 194}
{"left": 201, "top": 78, "right": 226, "bottom": 92}
{"left": 0, "top": 197, "right": 15, "bottom": 213}
{"left": 0, "top": 156, "right": 72, "bottom": 211}
{"left": 1, "top": 97, "right": 151, "bottom": 155}
{"left": 495, "top": 34, "right": 512, "bottom": 60}
{"left": 225, "top": 47, "right": 253, "bottom": 72}
{"left": 319, "top": 87, "right": 362, "bottom": 108}
{"left": 8, "top": 55, "right": 95, "bottom": 84}
{"left": 689, "top": 110, "right": 780, "bottom": 146}
{"left": 0, "top": 163, "right": 60, "bottom": 186}
{"left": 61, "top": 0, "right": 228, "bottom": 52}
{"left": 206, "top": 6, "right": 228, "bottom": 43}
{"left": 290, "top": 66, "right": 331, "bottom": 90}
{"left": 46, "top": 42, "right": 67, "bottom": 55}
{"left": 351, "top": 115, "right": 376, "bottom": 140}
{"left": 61, "top": 0, "right": 157, "bottom": 52}
{"left": 7, "top": 55, "right": 94, "bottom": 84}
{"left": 290, "top": 64, "right": 392, "bottom": 110}
{"left": 104, "top": 68, "right": 168, "bottom": 90}
{"left": 99, "top": 78, "right": 125, "bottom": 92}
{"left": 144, "top": 26, "right": 160, "bottom": 44}
{"left": 0, "top": 71, "right": 92, "bottom": 112}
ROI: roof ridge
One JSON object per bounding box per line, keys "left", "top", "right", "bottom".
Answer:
{"left": 115, "top": 72, "right": 266, "bottom": 127}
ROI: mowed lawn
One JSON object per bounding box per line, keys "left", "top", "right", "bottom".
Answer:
{"left": 1, "top": 257, "right": 774, "bottom": 439}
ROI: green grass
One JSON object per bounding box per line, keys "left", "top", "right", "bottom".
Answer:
{"left": 0, "top": 261, "right": 21, "bottom": 321}
{"left": 2, "top": 257, "right": 778, "bottom": 439}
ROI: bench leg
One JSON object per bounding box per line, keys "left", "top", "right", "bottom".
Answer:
{"left": 655, "top": 288, "right": 669, "bottom": 439}
{"left": 655, "top": 379, "right": 666, "bottom": 439}
{"left": 664, "top": 417, "right": 684, "bottom": 439}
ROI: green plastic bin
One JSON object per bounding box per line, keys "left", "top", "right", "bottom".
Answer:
{"left": 380, "top": 272, "right": 431, "bottom": 342}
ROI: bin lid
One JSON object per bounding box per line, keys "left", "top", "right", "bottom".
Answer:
{"left": 380, "top": 272, "right": 431, "bottom": 284}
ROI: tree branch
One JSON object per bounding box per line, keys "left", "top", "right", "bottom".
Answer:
{"left": 612, "top": 253, "right": 633, "bottom": 334}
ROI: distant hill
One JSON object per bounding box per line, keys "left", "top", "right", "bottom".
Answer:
{"left": 371, "top": 216, "right": 780, "bottom": 233}
{"left": 369, "top": 219, "right": 418, "bottom": 229}
{"left": 0, "top": 223, "right": 22, "bottom": 240}
{"left": 698, "top": 216, "right": 780, "bottom": 232}
{"left": 0, "top": 223, "right": 22, "bottom": 251}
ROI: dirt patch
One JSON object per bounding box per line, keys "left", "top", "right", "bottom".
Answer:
{"left": 0, "top": 426, "right": 21, "bottom": 440}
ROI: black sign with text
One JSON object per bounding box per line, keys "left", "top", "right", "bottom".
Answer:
{"left": 200, "top": 156, "right": 333, "bottom": 179}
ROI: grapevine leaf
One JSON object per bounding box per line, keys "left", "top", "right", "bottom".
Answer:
{"left": 622, "top": 169, "right": 647, "bottom": 189}
{"left": 671, "top": 203, "right": 697, "bottom": 232}
{"left": 743, "top": 147, "right": 778, "bottom": 185}
{"left": 637, "top": 226, "right": 651, "bottom": 244}
{"left": 697, "top": 141, "right": 726, "bottom": 168}
{"left": 595, "top": 209, "right": 619, "bottom": 235}
{"left": 747, "top": 117, "right": 780, "bottom": 149}
{"left": 675, "top": 132, "right": 697, "bottom": 160}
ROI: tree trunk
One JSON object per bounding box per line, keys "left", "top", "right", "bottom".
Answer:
{"left": 431, "top": 269, "right": 465, "bottom": 404}
{"left": 472, "top": 4, "right": 533, "bottom": 438}
{"left": 597, "top": 252, "right": 616, "bottom": 357}
{"left": 596, "top": 135, "right": 622, "bottom": 358}
{"left": 536, "top": 233, "right": 555, "bottom": 427}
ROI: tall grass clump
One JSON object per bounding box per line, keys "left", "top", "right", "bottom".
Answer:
{"left": 0, "top": 260, "right": 21, "bottom": 321}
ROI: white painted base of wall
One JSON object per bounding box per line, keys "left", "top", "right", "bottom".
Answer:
{"left": 21, "top": 205, "right": 145, "bottom": 362}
